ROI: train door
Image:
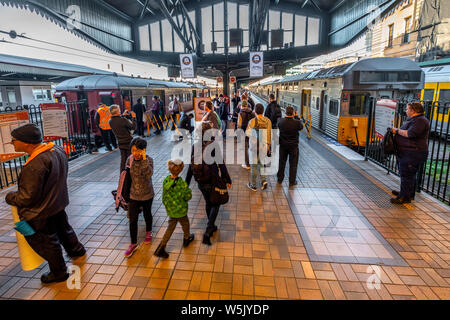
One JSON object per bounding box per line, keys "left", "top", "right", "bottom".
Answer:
{"left": 436, "top": 82, "right": 450, "bottom": 124}
{"left": 276, "top": 88, "right": 279, "bottom": 104}
{"left": 301, "top": 90, "right": 311, "bottom": 119}
{"left": 319, "top": 90, "right": 326, "bottom": 130}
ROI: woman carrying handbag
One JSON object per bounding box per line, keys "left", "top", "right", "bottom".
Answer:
{"left": 186, "top": 122, "right": 232, "bottom": 245}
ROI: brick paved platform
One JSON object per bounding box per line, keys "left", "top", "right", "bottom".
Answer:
{"left": 0, "top": 105, "right": 448, "bottom": 300}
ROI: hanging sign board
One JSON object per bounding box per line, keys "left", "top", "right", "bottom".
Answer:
{"left": 41, "top": 103, "right": 68, "bottom": 141}
{"left": 0, "top": 111, "right": 29, "bottom": 162}
{"left": 180, "top": 53, "right": 195, "bottom": 78}
{"left": 230, "top": 76, "right": 236, "bottom": 83}
{"left": 250, "top": 52, "right": 263, "bottom": 77}
{"left": 374, "top": 99, "right": 397, "bottom": 139}
{"left": 193, "top": 97, "right": 212, "bottom": 122}
{"left": 217, "top": 77, "right": 223, "bottom": 83}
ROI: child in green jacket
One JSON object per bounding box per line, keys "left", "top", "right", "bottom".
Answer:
{"left": 154, "top": 159, "right": 194, "bottom": 258}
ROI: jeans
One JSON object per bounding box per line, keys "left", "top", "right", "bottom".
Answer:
{"left": 135, "top": 120, "right": 144, "bottom": 136}
{"left": 26, "top": 210, "right": 85, "bottom": 276}
{"left": 198, "top": 184, "right": 220, "bottom": 236}
{"left": 221, "top": 119, "right": 228, "bottom": 137}
{"left": 398, "top": 149, "right": 428, "bottom": 199}
{"left": 100, "top": 129, "right": 117, "bottom": 149}
{"left": 119, "top": 146, "right": 131, "bottom": 172}
{"left": 277, "top": 145, "right": 299, "bottom": 184}
{"left": 250, "top": 160, "right": 266, "bottom": 186}
{"left": 128, "top": 198, "right": 153, "bottom": 244}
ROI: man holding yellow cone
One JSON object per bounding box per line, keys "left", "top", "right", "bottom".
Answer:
{"left": 5, "top": 124, "right": 85, "bottom": 284}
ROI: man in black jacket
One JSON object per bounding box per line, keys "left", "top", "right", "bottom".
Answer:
{"left": 264, "top": 94, "right": 282, "bottom": 128}
{"left": 132, "top": 98, "right": 146, "bottom": 137}
{"left": 109, "top": 104, "right": 137, "bottom": 172}
{"left": 219, "top": 94, "right": 229, "bottom": 138}
{"left": 5, "top": 124, "right": 85, "bottom": 284}
{"left": 277, "top": 106, "right": 304, "bottom": 186}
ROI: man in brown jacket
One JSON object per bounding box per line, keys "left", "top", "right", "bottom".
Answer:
{"left": 5, "top": 124, "right": 85, "bottom": 284}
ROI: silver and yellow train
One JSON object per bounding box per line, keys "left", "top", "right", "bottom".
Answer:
{"left": 253, "top": 57, "right": 426, "bottom": 147}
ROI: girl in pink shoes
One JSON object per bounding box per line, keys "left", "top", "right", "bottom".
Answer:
{"left": 124, "top": 137, "right": 154, "bottom": 258}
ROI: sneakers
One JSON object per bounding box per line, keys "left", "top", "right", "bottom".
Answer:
{"left": 154, "top": 244, "right": 169, "bottom": 258}
{"left": 183, "top": 234, "right": 195, "bottom": 247}
{"left": 124, "top": 243, "right": 138, "bottom": 258}
{"left": 247, "top": 183, "right": 257, "bottom": 192}
{"left": 241, "top": 164, "right": 250, "bottom": 170}
{"left": 261, "top": 181, "right": 268, "bottom": 190}
{"left": 144, "top": 231, "right": 152, "bottom": 244}
{"left": 41, "top": 271, "right": 70, "bottom": 284}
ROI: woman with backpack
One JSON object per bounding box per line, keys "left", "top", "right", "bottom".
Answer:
{"left": 186, "top": 121, "right": 232, "bottom": 245}
{"left": 124, "top": 137, "right": 154, "bottom": 258}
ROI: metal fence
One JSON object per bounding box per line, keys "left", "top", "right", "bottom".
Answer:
{"left": 0, "top": 101, "right": 92, "bottom": 189}
{"left": 364, "top": 99, "right": 449, "bottom": 204}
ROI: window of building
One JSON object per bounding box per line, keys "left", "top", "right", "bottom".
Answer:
{"left": 161, "top": 19, "right": 172, "bottom": 52}
{"left": 403, "top": 17, "right": 411, "bottom": 43}
{"left": 150, "top": 22, "right": 161, "bottom": 51}
{"left": 239, "top": 4, "right": 249, "bottom": 49}
{"left": 202, "top": 6, "right": 212, "bottom": 53}
{"left": 349, "top": 94, "right": 370, "bottom": 115}
{"left": 7, "top": 89, "right": 17, "bottom": 103}
{"left": 329, "top": 99, "right": 339, "bottom": 116}
{"left": 387, "top": 24, "right": 394, "bottom": 48}
{"left": 294, "top": 15, "right": 306, "bottom": 47}
{"left": 307, "top": 18, "right": 320, "bottom": 45}
{"left": 139, "top": 24, "right": 150, "bottom": 51}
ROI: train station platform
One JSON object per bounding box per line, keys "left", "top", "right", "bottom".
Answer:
{"left": 0, "top": 106, "right": 449, "bottom": 300}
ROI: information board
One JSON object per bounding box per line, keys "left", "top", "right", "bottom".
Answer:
{"left": 0, "top": 111, "right": 29, "bottom": 162}
{"left": 41, "top": 103, "right": 68, "bottom": 141}
{"left": 374, "top": 99, "right": 397, "bottom": 139}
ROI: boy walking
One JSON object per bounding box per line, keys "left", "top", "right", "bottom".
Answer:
{"left": 154, "top": 159, "right": 195, "bottom": 258}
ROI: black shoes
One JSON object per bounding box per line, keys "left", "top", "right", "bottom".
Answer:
{"left": 202, "top": 234, "right": 212, "bottom": 246}
{"left": 261, "top": 181, "right": 268, "bottom": 190}
{"left": 41, "top": 271, "right": 70, "bottom": 284}
{"left": 68, "top": 247, "right": 86, "bottom": 259}
{"left": 183, "top": 234, "right": 195, "bottom": 247}
{"left": 212, "top": 225, "right": 218, "bottom": 234}
{"left": 390, "top": 197, "right": 411, "bottom": 204}
{"left": 289, "top": 181, "right": 297, "bottom": 187}
{"left": 391, "top": 190, "right": 415, "bottom": 200}
{"left": 154, "top": 244, "right": 169, "bottom": 258}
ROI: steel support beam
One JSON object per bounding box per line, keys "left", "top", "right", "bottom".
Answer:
{"left": 138, "top": 0, "right": 150, "bottom": 20}
{"left": 250, "top": 0, "right": 270, "bottom": 51}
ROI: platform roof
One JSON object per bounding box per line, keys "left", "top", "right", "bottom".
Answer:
{"left": 0, "top": 53, "right": 112, "bottom": 82}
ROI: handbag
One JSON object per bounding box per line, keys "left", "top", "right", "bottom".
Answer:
{"left": 209, "top": 165, "right": 229, "bottom": 205}
{"left": 113, "top": 156, "right": 133, "bottom": 212}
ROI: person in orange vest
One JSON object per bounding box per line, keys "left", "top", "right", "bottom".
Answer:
{"left": 95, "top": 103, "right": 117, "bottom": 151}
{"left": 124, "top": 96, "right": 131, "bottom": 112}
{"left": 63, "top": 141, "right": 76, "bottom": 157}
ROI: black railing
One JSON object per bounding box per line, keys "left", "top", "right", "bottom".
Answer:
{"left": 0, "top": 101, "right": 92, "bottom": 189}
{"left": 365, "top": 99, "right": 450, "bottom": 204}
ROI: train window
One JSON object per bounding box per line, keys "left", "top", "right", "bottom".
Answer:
{"left": 438, "top": 89, "right": 450, "bottom": 104}
{"left": 349, "top": 94, "right": 370, "bottom": 115}
{"left": 423, "top": 89, "right": 434, "bottom": 101}
{"left": 329, "top": 100, "right": 339, "bottom": 116}
{"left": 101, "top": 95, "right": 114, "bottom": 106}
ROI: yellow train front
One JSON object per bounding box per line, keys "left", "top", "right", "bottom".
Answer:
{"left": 270, "top": 57, "right": 424, "bottom": 148}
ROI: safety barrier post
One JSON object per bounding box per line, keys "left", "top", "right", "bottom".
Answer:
{"left": 364, "top": 97, "right": 375, "bottom": 161}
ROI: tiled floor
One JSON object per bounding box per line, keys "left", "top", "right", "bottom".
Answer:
{"left": 0, "top": 112, "right": 449, "bottom": 300}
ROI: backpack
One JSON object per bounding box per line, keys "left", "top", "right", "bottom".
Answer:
{"left": 382, "top": 128, "right": 398, "bottom": 156}
{"left": 191, "top": 143, "right": 211, "bottom": 184}
{"left": 113, "top": 156, "right": 133, "bottom": 212}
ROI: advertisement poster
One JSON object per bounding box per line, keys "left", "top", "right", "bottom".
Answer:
{"left": 41, "top": 103, "right": 68, "bottom": 141}
{"left": 250, "top": 52, "right": 263, "bottom": 77}
{"left": 374, "top": 99, "right": 397, "bottom": 139}
{"left": 193, "top": 97, "right": 212, "bottom": 122}
{"left": 180, "top": 53, "right": 194, "bottom": 78}
{"left": 0, "top": 111, "right": 29, "bottom": 162}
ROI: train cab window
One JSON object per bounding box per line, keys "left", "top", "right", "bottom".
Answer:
{"left": 349, "top": 94, "right": 370, "bottom": 115}
{"left": 438, "top": 89, "right": 450, "bottom": 104}
{"left": 329, "top": 99, "right": 339, "bottom": 116}
{"left": 101, "top": 96, "right": 114, "bottom": 106}
{"left": 422, "top": 89, "right": 434, "bottom": 102}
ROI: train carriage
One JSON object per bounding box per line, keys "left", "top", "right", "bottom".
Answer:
{"left": 259, "top": 57, "right": 425, "bottom": 148}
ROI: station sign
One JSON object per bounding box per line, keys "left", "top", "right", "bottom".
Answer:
{"left": 217, "top": 77, "right": 223, "bottom": 83}
{"left": 374, "top": 99, "right": 397, "bottom": 139}
{"left": 179, "top": 53, "right": 194, "bottom": 78}
{"left": 250, "top": 52, "right": 263, "bottom": 77}
{"left": 0, "top": 111, "right": 29, "bottom": 162}
{"left": 194, "top": 97, "right": 212, "bottom": 122}
{"left": 230, "top": 76, "right": 236, "bottom": 83}
{"left": 41, "top": 103, "right": 69, "bottom": 141}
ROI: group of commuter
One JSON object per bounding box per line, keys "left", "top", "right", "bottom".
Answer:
{"left": 4, "top": 93, "right": 429, "bottom": 284}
